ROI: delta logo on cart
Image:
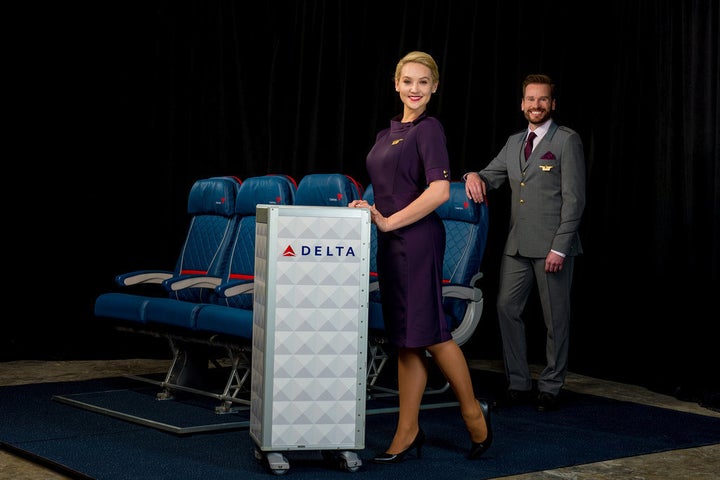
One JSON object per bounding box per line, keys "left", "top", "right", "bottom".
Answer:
{"left": 282, "top": 244, "right": 357, "bottom": 257}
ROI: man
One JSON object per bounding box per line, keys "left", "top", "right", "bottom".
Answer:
{"left": 463, "top": 74, "right": 586, "bottom": 411}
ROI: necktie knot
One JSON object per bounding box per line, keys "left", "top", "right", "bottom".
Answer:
{"left": 524, "top": 132, "right": 537, "bottom": 160}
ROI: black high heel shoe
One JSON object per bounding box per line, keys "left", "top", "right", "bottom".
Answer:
{"left": 468, "top": 399, "right": 493, "bottom": 459}
{"left": 371, "top": 428, "right": 425, "bottom": 464}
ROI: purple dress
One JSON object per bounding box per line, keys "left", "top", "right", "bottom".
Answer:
{"left": 366, "top": 112, "right": 451, "bottom": 348}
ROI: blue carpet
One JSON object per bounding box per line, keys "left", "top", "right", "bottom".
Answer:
{"left": 2, "top": 371, "right": 720, "bottom": 480}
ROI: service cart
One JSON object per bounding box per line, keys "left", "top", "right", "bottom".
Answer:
{"left": 250, "top": 205, "right": 370, "bottom": 474}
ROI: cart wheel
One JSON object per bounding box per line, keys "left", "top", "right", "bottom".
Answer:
{"left": 322, "top": 450, "right": 362, "bottom": 472}
{"left": 341, "top": 459, "right": 360, "bottom": 473}
{"left": 253, "top": 447, "right": 263, "bottom": 462}
{"left": 262, "top": 451, "right": 290, "bottom": 475}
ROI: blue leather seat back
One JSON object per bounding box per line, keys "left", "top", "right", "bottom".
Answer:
{"left": 172, "top": 176, "right": 243, "bottom": 303}
{"left": 265, "top": 174, "right": 298, "bottom": 204}
{"left": 216, "top": 174, "right": 297, "bottom": 310}
{"left": 362, "top": 184, "right": 378, "bottom": 280}
{"left": 436, "top": 182, "right": 489, "bottom": 286}
{"left": 235, "top": 175, "right": 297, "bottom": 214}
{"left": 294, "top": 173, "right": 364, "bottom": 206}
{"left": 437, "top": 182, "right": 489, "bottom": 329}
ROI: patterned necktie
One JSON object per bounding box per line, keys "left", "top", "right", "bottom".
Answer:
{"left": 524, "top": 131, "right": 537, "bottom": 160}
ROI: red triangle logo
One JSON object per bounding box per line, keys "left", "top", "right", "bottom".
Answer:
{"left": 282, "top": 245, "right": 296, "bottom": 257}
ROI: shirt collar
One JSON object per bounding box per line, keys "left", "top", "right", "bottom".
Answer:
{"left": 528, "top": 119, "right": 553, "bottom": 142}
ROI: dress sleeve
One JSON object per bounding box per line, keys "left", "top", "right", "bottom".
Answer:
{"left": 417, "top": 117, "right": 451, "bottom": 183}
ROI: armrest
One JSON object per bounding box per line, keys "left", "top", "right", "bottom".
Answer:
{"left": 369, "top": 275, "right": 380, "bottom": 292}
{"left": 216, "top": 279, "right": 254, "bottom": 297}
{"left": 442, "top": 284, "right": 483, "bottom": 302}
{"left": 442, "top": 284, "right": 484, "bottom": 346}
{"left": 162, "top": 274, "right": 223, "bottom": 291}
{"left": 115, "top": 270, "right": 174, "bottom": 286}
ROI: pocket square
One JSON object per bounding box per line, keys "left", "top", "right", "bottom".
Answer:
{"left": 541, "top": 151, "right": 556, "bottom": 160}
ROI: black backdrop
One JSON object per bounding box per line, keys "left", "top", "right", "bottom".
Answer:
{"left": 12, "top": 1, "right": 718, "bottom": 403}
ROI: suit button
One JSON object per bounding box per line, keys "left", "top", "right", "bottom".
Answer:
{"left": 520, "top": 182, "right": 526, "bottom": 186}
{"left": 519, "top": 199, "right": 525, "bottom": 204}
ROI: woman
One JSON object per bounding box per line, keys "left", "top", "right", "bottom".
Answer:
{"left": 349, "top": 51, "right": 493, "bottom": 462}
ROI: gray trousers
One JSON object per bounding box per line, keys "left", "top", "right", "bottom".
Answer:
{"left": 496, "top": 254, "right": 575, "bottom": 396}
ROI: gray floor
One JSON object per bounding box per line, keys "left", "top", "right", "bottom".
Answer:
{"left": 1, "top": 358, "right": 718, "bottom": 480}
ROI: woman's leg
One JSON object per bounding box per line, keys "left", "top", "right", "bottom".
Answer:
{"left": 427, "top": 340, "right": 487, "bottom": 442}
{"left": 384, "top": 347, "right": 427, "bottom": 454}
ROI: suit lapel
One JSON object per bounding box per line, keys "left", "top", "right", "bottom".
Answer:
{"left": 525, "top": 122, "right": 559, "bottom": 170}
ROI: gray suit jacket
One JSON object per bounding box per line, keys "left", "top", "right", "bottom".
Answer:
{"left": 479, "top": 121, "right": 586, "bottom": 258}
